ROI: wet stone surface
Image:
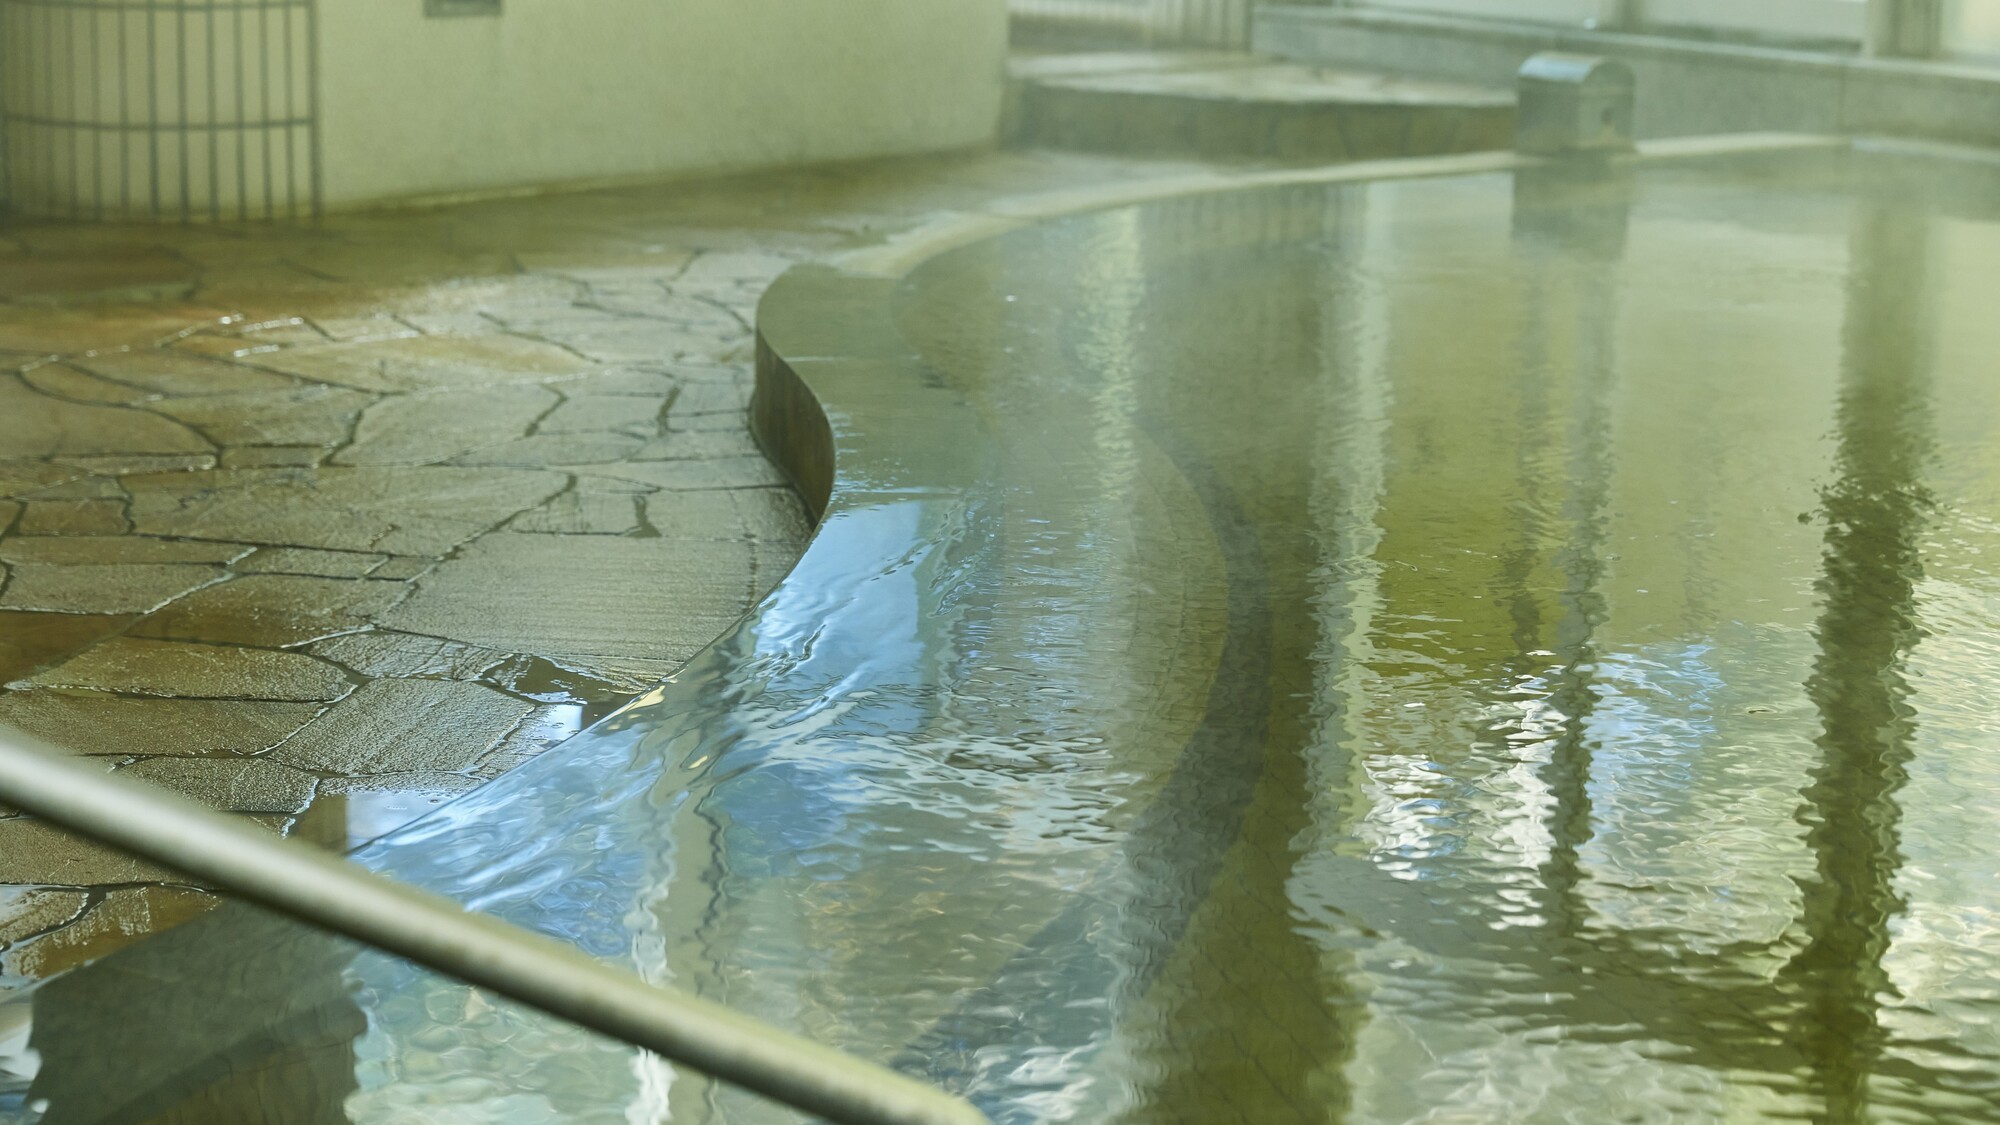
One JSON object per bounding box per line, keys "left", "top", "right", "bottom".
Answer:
{"left": 0, "top": 147, "right": 1190, "bottom": 986}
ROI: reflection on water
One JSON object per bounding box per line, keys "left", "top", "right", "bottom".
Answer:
{"left": 10, "top": 151, "right": 2000, "bottom": 1122}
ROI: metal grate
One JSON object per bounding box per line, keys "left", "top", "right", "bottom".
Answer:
{"left": 0, "top": 0, "right": 321, "bottom": 222}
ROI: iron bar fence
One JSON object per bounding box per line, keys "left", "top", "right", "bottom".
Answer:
{"left": 0, "top": 0, "right": 321, "bottom": 221}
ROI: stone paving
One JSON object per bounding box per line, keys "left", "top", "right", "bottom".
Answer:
{"left": 0, "top": 148, "right": 1208, "bottom": 984}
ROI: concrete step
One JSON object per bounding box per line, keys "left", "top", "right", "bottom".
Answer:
{"left": 1007, "top": 51, "right": 1516, "bottom": 163}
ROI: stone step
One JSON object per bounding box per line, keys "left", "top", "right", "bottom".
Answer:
{"left": 1007, "top": 50, "right": 1516, "bottom": 162}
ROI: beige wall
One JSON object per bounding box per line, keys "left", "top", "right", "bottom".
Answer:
{"left": 1946, "top": 0, "right": 2000, "bottom": 56}
{"left": 316, "top": 0, "right": 1008, "bottom": 206}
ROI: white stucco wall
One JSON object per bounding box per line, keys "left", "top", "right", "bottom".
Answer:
{"left": 316, "top": 0, "right": 1008, "bottom": 206}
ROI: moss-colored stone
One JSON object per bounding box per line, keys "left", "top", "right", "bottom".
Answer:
{"left": 2, "top": 887, "right": 216, "bottom": 979}
{"left": 17, "top": 499, "right": 130, "bottom": 536}
{"left": 509, "top": 489, "right": 642, "bottom": 535}
{"left": 19, "top": 637, "right": 351, "bottom": 701}
{"left": 0, "top": 611, "right": 133, "bottom": 685}
{"left": 0, "top": 888, "right": 89, "bottom": 949}
{"left": 236, "top": 546, "right": 389, "bottom": 578}
{"left": 151, "top": 384, "right": 375, "bottom": 448}
{"left": 267, "top": 678, "right": 533, "bottom": 774}
{"left": 0, "top": 379, "right": 210, "bottom": 459}
{"left": 381, "top": 532, "right": 749, "bottom": 668}
{"left": 0, "top": 537, "right": 250, "bottom": 566}
{"left": 334, "top": 385, "right": 559, "bottom": 467}
{"left": 118, "top": 756, "right": 318, "bottom": 814}
{"left": 308, "top": 629, "right": 510, "bottom": 680}
{"left": 0, "top": 690, "right": 323, "bottom": 756}
{"left": 0, "top": 563, "right": 225, "bottom": 614}
{"left": 71, "top": 350, "right": 300, "bottom": 397}
{"left": 125, "top": 465, "right": 567, "bottom": 556}
{"left": 0, "top": 820, "right": 180, "bottom": 886}
{"left": 256, "top": 334, "right": 588, "bottom": 393}
{"left": 132, "top": 573, "right": 407, "bottom": 646}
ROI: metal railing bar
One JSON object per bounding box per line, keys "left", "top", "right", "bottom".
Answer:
{"left": 0, "top": 729, "right": 986, "bottom": 1125}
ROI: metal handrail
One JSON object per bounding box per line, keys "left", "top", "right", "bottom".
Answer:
{"left": 0, "top": 729, "right": 986, "bottom": 1125}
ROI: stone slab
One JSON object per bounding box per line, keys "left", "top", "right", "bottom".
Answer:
{"left": 631, "top": 429, "right": 761, "bottom": 462}
{"left": 24, "top": 478, "right": 125, "bottom": 501}
{"left": 569, "top": 457, "right": 786, "bottom": 492}
{"left": 267, "top": 678, "right": 534, "bottom": 775}
{"left": 0, "top": 248, "right": 196, "bottom": 305}
{"left": 510, "top": 489, "right": 642, "bottom": 535}
{"left": 452, "top": 432, "right": 645, "bottom": 467}
{"left": 254, "top": 334, "right": 588, "bottom": 393}
{"left": 0, "top": 563, "right": 225, "bottom": 614}
{"left": 541, "top": 369, "right": 679, "bottom": 396}
{"left": 0, "top": 612, "right": 133, "bottom": 685}
{"left": 642, "top": 487, "right": 812, "bottom": 543}
{"left": 0, "top": 888, "right": 88, "bottom": 949}
{"left": 17, "top": 500, "right": 130, "bottom": 537}
{"left": 2, "top": 887, "right": 215, "bottom": 978}
{"left": 219, "top": 446, "right": 326, "bottom": 468}
{"left": 237, "top": 546, "right": 389, "bottom": 578}
{"left": 118, "top": 757, "right": 318, "bottom": 814}
{"left": 0, "top": 820, "right": 180, "bottom": 886}
{"left": 125, "top": 466, "right": 567, "bottom": 556}
{"left": 52, "top": 454, "right": 217, "bottom": 476}
{"left": 335, "top": 386, "right": 558, "bottom": 467}
{"left": 18, "top": 637, "right": 351, "bottom": 701}
{"left": 535, "top": 395, "right": 663, "bottom": 437}
{"left": 0, "top": 537, "right": 250, "bottom": 566}
{"left": 72, "top": 351, "right": 300, "bottom": 397}
{"left": 307, "top": 630, "right": 510, "bottom": 680}
{"left": 367, "top": 557, "right": 435, "bottom": 581}
{"left": 0, "top": 379, "right": 211, "bottom": 459}
{"left": 21, "top": 364, "right": 146, "bottom": 406}
{"left": 0, "top": 690, "right": 323, "bottom": 756}
{"left": 0, "top": 463, "right": 83, "bottom": 500}
{"left": 380, "top": 532, "right": 750, "bottom": 663}
{"left": 132, "top": 574, "right": 408, "bottom": 646}
{"left": 151, "top": 384, "right": 376, "bottom": 448}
